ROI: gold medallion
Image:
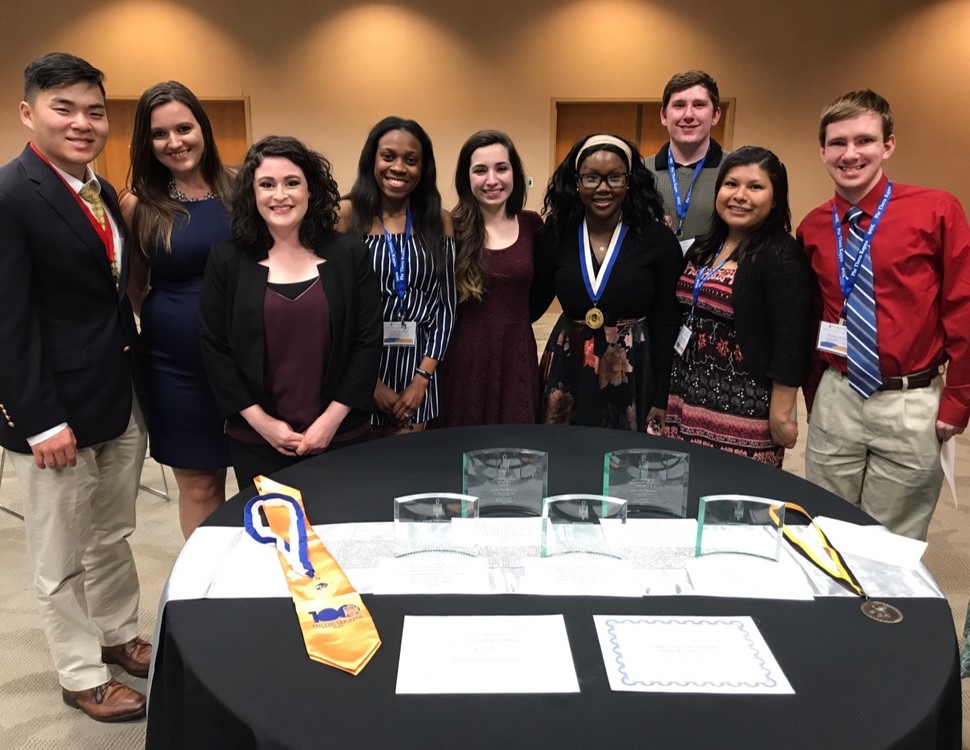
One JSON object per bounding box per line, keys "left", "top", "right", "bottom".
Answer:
{"left": 585, "top": 307, "right": 604, "bottom": 329}
{"left": 861, "top": 599, "right": 903, "bottom": 624}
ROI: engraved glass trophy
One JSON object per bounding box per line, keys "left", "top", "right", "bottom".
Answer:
{"left": 695, "top": 494, "right": 785, "bottom": 560}
{"left": 603, "top": 448, "right": 689, "bottom": 518}
{"left": 540, "top": 494, "right": 627, "bottom": 558}
{"left": 462, "top": 449, "right": 548, "bottom": 516}
{"left": 393, "top": 492, "right": 479, "bottom": 557}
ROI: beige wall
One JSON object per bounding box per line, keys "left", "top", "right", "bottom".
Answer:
{"left": 2, "top": 0, "right": 967, "bottom": 223}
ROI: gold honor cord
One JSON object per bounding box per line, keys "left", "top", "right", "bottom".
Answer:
{"left": 249, "top": 476, "right": 382, "bottom": 673}
{"left": 775, "top": 502, "right": 903, "bottom": 624}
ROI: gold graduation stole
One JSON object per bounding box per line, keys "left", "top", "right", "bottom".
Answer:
{"left": 245, "top": 476, "right": 381, "bottom": 674}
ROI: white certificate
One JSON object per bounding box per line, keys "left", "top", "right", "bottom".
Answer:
{"left": 375, "top": 555, "right": 491, "bottom": 595}
{"left": 593, "top": 615, "right": 793, "bottom": 694}
{"left": 519, "top": 557, "right": 643, "bottom": 597}
{"left": 396, "top": 615, "right": 580, "bottom": 694}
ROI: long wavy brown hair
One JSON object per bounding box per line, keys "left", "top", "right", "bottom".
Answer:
{"left": 126, "top": 81, "right": 233, "bottom": 254}
{"left": 452, "top": 130, "right": 527, "bottom": 302}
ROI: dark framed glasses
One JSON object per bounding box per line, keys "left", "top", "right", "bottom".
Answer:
{"left": 577, "top": 172, "right": 629, "bottom": 189}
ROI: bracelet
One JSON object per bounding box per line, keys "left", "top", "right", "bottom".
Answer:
{"left": 414, "top": 367, "right": 433, "bottom": 381}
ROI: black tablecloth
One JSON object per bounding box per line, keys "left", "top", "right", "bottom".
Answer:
{"left": 147, "top": 425, "right": 961, "bottom": 749}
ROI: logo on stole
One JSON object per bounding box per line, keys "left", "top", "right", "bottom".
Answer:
{"left": 310, "top": 603, "right": 363, "bottom": 627}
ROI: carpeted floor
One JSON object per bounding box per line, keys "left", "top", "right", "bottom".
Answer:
{"left": 0, "top": 313, "right": 967, "bottom": 748}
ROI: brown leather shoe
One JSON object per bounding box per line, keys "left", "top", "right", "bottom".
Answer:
{"left": 61, "top": 679, "right": 146, "bottom": 722}
{"left": 101, "top": 636, "right": 152, "bottom": 678}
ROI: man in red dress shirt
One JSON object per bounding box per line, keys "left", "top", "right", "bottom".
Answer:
{"left": 798, "top": 89, "right": 970, "bottom": 540}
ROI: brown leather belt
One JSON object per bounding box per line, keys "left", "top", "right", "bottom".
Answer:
{"left": 876, "top": 367, "right": 940, "bottom": 391}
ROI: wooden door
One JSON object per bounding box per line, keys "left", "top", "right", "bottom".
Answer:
{"left": 553, "top": 99, "right": 734, "bottom": 170}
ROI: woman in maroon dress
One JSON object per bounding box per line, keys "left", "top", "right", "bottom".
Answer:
{"left": 438, "top": 130, "right": 540, "bottom": 426}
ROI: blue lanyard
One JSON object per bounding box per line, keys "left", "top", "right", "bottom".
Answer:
{"left": 378, "top": 205, "right": 412, "bottom": 318}
{"left": 667, "top": 147, "right": 708, "bottom": 237}
{"left": 578, "top": 220, "right": 627, "bottom": 305}
{"left": 690, "top": 252, "right": 730, "bottom": 317}
{"left": 831, "top": 182, "right": 892, "bottom": 307}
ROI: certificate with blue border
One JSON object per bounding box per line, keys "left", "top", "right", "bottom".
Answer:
{"left": 593, "top": 615, "right": 793, "bottom": 694}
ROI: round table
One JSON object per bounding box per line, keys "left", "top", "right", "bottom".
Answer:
{"left": 146, "top": 425, "right": 960, "bottom": 749}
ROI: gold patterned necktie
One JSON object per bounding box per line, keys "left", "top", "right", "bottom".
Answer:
{"left": 78, "top": 184, "right": 106, "bottom": 229}
{"left": 77, "top": 183, "right": 118, "bottom": 285}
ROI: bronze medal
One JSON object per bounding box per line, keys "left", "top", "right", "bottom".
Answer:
{"left": 861, "top": 599, "right": 903, "bottom": 624}
{"left": 585, "top": 307, "right": 604, "bottom": 329}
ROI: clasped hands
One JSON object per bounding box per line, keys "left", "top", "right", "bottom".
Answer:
{"left": 374, "top": 378, "right": 428, "bottom": 427}
{"left": 246, "top": 408, "right": 341, "bottom": 457}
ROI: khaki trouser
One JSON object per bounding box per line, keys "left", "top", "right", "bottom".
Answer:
{"left": 9, "top": 401, "right": 147, "bottom": 691}
{"left": 806, "top": 367, "right": 943, "bottom": 540}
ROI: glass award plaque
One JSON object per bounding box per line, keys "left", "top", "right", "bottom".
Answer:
{"left": 462, "top": 448, "right": 548, "bottom": 517}
{"left": 540, "top": 494, "right": 627, "bottom": 558}
{"left": 393, "top": 492, "right": 479, "bottom": 557}
{"left": 695, "top": 494, "right": 785, "bottom": 561}
{"left": 603, "top": 449, "right": 689, "bottom": 518}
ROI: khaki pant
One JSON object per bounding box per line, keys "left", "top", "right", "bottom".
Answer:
{"left": 805, "top": 367, "right": 943, "bottom": 540}
{"left": 9, "top": 402, "right": 147, "bottom": 691}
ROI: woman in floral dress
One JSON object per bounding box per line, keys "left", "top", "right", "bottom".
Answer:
{"left": 664, "top": 146, "right": 813, "bottom": 467}
{"left": 530, "top": 134, "right": 683, "bottom": 431}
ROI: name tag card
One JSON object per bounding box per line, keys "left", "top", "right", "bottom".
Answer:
{"left": 816, "top": 321, "right": 847, "bottom": 357}
{"left": 384, "top": 321, "right": 417, "bottom": 347}
{"left": 673, "top": 324, "right": 692, "bottom": 357}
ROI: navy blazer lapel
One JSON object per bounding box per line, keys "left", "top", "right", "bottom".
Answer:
{"left": 20, "top": 147, "right": 116, "bottom": 282}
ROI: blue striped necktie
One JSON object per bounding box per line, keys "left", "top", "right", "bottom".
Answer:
{"left": 844, "top": 206, "right": 881, "bottom": 398}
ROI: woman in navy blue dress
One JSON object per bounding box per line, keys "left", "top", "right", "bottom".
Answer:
{"left": 121, "top": 82, "right": 234, "bottom": 537}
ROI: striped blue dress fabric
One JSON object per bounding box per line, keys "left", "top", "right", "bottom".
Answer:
{"left": 365, "top": 232, "right": 456, "bottom": 425}
{"left": 844, "top": 206, "right": 882, "bottom": 398}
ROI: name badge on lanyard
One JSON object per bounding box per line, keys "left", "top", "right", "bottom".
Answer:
{"left": 380, "top": 205, "right": 412, "bottom": 321}
{"left": 384, "top": 320, "right": 417, "bottom": 347}
{"left": 816, "top": 182, "right": 893, "bottom": 356}
{"left": 674, "top": 252, "right": 729, "bottom": 356}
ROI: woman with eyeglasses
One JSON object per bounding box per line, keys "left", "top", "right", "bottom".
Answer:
{"left": 663, "top": 146, "right": 812, "bottom": 467}
{"left": 530, "top": 134, "right": 683, "bottom": 431}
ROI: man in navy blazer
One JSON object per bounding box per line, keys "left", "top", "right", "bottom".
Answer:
{"left": 0, "top": 53, "right": 150, "bottom": 722}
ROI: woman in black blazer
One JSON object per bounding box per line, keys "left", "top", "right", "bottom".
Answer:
{"left": 664, "top": 146, "right": 813, "bottom": 468}
{"left": 200, "top": 136, "right": 382, "bottom": 487}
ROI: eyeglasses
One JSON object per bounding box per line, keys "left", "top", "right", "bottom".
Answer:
{"left": 577, "top": 172, "right": 629, "bottom": 189}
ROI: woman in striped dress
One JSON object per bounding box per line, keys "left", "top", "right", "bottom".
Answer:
{"left": 338, "top": 117, "right": 456, "bottom": 435}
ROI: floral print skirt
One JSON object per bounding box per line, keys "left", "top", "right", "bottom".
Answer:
{"left": 540, "top": 315, "right": 653, "bottom": 431}
{"left": 664, "top": 314, "right": 783, "bottom": 467}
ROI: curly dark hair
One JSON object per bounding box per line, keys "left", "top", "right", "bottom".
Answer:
{"left": 688, "top": 145, "right": 792, "bottom": 268}
{"left": 538, "top": 134, "right": 664, "bottom": 245}
{"left": 230, "top": 135, "right": 340, "bottom": 254}
{"left": 452, "top": 129, "right": 527, "bottom": 302}
{"left": 346, "top": 116, "right": 446, "bottom": 274}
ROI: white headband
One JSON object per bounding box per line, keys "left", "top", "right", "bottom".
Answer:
{"left": 575, "top": 135, "right": 633, "bottom": 170}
